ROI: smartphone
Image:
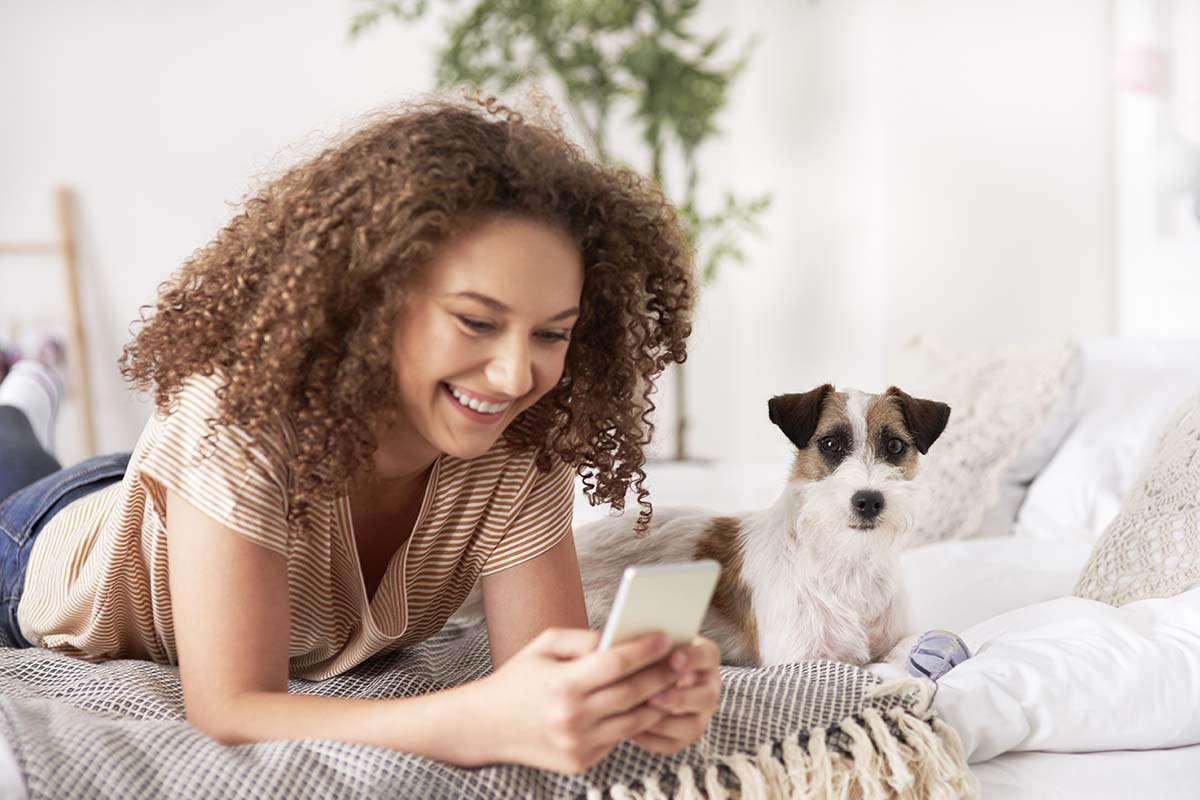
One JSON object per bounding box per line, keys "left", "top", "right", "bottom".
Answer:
{"left": 597, "top": 560, "right": 721, "bottom": 651}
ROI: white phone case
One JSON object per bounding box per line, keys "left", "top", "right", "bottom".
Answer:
{"left": 598, "top": 560, "right": 721, "bottom": 650}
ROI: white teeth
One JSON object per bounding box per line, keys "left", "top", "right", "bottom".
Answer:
{"left": 449, "top": 385, "right": 511, "bottom": 414}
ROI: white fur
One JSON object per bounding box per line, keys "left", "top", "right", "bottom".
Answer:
{"left": 575, "top": 387, "right": 919, "bottom": 667}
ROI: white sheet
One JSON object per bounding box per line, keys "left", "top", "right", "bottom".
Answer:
{"left": 973, "top": 744, "right": 1200, "bottom": 800}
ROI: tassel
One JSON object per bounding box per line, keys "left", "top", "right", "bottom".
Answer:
{"left": 703, "top": 763, "right": 729, "bottom": 800}
{"left": 675, "top": 765, "right": 704, "bottom": 800}
{"left": 781, "top": 732, "right": 812, "bottom": 797}
{"left": 610, "top": 783, "right": 637, "bottom": 800}
{"left": 888, "top": 708, "right": 979, "bottom": 800}
{"left": 840, "top": 717, "right": 887, "bottom": 800}
{"left": 724, "top": 752, "right": 768, "bottom": 799}
{"left": 755, "top": 739, "right": 793, "bottom": 800}
{"left": 807, "top": 727, "right": 835, "bottom": 797}
{"left": 862, "top": 708, "right": 915, "bottom": 794}
{"left": 640, "top": 775, "right": 670, "bottom": 800}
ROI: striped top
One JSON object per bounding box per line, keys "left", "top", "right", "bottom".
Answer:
{"left": 17, "top": 373, "right": 573, "bottom": 680}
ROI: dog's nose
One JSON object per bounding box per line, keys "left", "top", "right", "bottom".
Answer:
{"left": 851, "top": 490, "right": 885, "bottom": 520}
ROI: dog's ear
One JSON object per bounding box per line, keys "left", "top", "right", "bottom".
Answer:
{"left": 885, "top": 386, "right": 951, "bottom": 454}
{"left": 768, "top": 384, "right": 834, "bottom": 450}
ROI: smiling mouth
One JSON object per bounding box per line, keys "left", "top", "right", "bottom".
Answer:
{"left": 444, "top": 383, "right": 513, "bottom": 416}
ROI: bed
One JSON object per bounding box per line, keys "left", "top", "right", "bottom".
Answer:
{"left": 1, "top": 337, "right": 1197, "bottom": 798}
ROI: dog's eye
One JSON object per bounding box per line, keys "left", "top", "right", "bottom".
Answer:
{"left": 819, "top": 437, "right": 839, "bottom": 453}
{"left": 886, "top": 437, "right": 906, "bottom": 456}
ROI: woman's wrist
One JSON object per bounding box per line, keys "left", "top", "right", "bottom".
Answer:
{"left": 389, "top": 675, "right": 506, "bottom": 766}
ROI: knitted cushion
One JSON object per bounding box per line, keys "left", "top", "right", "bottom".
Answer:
{"left": 902, "top": 341, "right": 1080, "bottom": 548}
{"left": 1074, "top": 392, "right": 1200, "bottom": 606}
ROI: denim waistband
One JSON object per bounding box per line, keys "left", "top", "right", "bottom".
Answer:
{"left": 0, "top": 452, "right": 131, "bottom": 546}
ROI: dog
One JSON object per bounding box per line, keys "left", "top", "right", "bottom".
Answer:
{"left": 575, "top": 384, "right": 950, "bottom": 667}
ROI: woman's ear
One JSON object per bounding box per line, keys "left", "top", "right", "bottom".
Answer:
{"left": 884, "top": 386, "right": 951, "bottom": 454}
{"left": 768, "top": 384, "right": 834, "bottom": 450}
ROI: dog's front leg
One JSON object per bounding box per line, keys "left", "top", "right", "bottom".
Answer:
{"left": 880, "top": 632, "right": 920, "bottom": 670}
{"left": 867, "top": 590, "right": 911, "bottom": 663}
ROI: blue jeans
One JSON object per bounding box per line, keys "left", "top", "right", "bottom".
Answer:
{"left": 0, "top": 405, "right": 129, "bottom": 647}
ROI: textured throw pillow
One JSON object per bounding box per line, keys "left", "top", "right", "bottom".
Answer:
{"left": 901, "top": 340, "right": 1081, "bottom": 548}
{"left": 1074, "top": 391, "right": 1200, "bottom": 607}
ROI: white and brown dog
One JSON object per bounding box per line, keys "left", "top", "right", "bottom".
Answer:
{"left": 575, "top": 384, "right": 950, "bottom": 667}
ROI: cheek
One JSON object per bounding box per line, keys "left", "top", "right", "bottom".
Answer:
{"left": 530, "top": 348, "right": 569, "bottom": 394}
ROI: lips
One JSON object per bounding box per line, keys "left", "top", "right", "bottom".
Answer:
{"left": 444, "top": 383, "right": 513, "bottom": 421}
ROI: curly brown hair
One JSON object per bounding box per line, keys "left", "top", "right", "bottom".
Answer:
{"left": 120, "top": 95, "right": 695, "bottom": 532}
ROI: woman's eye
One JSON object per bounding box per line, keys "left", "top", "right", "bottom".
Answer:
{"left": 457, "top": 316, "right": 495, "bottom": 332}
{"left": 536, "top": 330, "right": 570, "bottom": 343}
{"left": 887, "top": 437, "right": 906, "bottom": 455}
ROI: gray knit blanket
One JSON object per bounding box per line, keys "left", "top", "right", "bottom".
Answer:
{"left": 0, "top": 619, "right": 974, "bottom": 799}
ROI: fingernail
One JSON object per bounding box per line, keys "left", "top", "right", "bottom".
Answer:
{"left": 671, "top": 651, "right": 688, "bottom": 671}
{"left": 656, "top": 634, "right": 672, "bottom": 653}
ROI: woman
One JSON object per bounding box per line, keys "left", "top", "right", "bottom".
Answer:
{"left": 0, "top": 97, "right": 720, "bottom": 774}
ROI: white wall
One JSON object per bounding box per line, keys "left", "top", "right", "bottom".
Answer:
{"left": 1, "top": 0, "right": 441, "bottom": 465}
{"left": 1115, "top": 0, "right": 1200, "bottom": 336}
{"left": 668, "top": 0, "right": 1119, "bottom": 465}
{"left": 0, "top": 0, "right": 1147, "bottom": 470}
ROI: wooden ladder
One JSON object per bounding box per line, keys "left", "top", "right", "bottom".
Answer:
{"left": 0, "top": 186, "right": 97, "bottom": 456}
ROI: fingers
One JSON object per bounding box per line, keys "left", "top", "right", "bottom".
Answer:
{"left": 632, "top": 729, "right": 679, "bottom": 754}
{"left": 532, "top": 627, "right": 602, "bottom": 660}
{"left": 570, "top": 631, "right": 673, "bottom": 692}
{"left": 648, "top": 672, "right": 720, "bottom": 715}
{"left": 632, "top": 712, "right": 708, "bottom": 754}
{"left": 667, "top": 637, "right": 721, "bottom": 674}
{"left": 589, "top": 702, "right": 667, "bottom": 746}
{"left": 583, "top": 658, "right": 680, "bottom": 717}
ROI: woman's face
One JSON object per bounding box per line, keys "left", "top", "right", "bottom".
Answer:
{"left": 383, "top": 216, "right": 584, "bottom": 468}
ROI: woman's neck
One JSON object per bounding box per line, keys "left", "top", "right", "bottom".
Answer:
{"left": 350, "top": 462, "right": 435, "bottom": 517}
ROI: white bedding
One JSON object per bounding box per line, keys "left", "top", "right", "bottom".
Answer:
{"left": 899, "top": 537, "right": 1200, "bottom": 799}
{"left": 974, "top": 744, "right": 1200, "bottom": 800}
{"left": 933, "top": 585, "right": 1200, "bottom": 762}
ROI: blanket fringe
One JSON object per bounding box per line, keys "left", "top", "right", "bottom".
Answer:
{"left": 600, "top": 678, "right": 977, "bottom": 800}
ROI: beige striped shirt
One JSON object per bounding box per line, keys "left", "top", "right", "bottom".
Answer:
{"left": 17, "top": 373, "right": 573, "bottom": 679}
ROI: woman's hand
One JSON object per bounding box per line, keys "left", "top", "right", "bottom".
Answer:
{"left": 636, "top": 636, "right": 722, "bottom": 755}
{"left": 474, "top": 627, "right": 685, "bottom": 774}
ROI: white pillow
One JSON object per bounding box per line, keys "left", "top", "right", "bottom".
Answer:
{"left": 1015, "top": 339, "right": 1200, "bottom": 544}
{"left": 901, "top": 537, "right": 1092, "bottom": 633}
{"left": 929, "top": 586, "right": 1200, "bottom": 763}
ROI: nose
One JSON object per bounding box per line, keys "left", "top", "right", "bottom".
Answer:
{"left": 484, "top": 335, "right": 535, "bottom": 398}
{"left": 851, "top": 490, "right": 885, "bottom": 520}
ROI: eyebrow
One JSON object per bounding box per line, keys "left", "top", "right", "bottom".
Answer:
{"left": 449, "top": 291, "right": 580, "bottom": 322}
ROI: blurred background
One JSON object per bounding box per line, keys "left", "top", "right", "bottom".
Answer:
{"left": 2, "top": 0, "right": 1198, "bottom": 471}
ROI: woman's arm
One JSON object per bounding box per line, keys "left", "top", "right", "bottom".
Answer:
{"left": 166, "top": 488, "right": 487, "bottom": 760}
{"left": 480, "top": 531, "right": 589, "bottom": 666}
{"left": 166, "top": 489, "right": 682, "bottom": 772}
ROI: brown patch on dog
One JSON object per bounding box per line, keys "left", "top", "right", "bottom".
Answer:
{"left": 789, "top": 391, "right": 849, "bottom": 481}
{"left": 693, "top": 516, "right": 759, "bottom": 659}
{"left": 866, "top": 393, "right": 920, "bottom": 478}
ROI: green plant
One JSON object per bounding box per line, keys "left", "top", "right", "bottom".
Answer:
{"left": 351, "top": 0, "right": 770, "bottom": 459}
